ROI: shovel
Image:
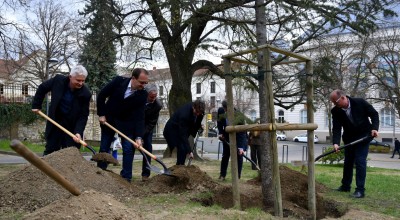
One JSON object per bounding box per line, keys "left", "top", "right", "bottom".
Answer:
{"left": 103, "top": 121, "right": 173, "bottom": 176}
{"left": 220, "top": 138, "right": 260, "bottom": 171}
{"left": 314, "top": 135, "right": 372, "bottom": 162}
{"left": 36, "top": 110, "right": 118, "bottom": 165}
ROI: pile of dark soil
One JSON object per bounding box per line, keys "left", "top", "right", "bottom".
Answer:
{"left": 23, "top": 190, "right": 141, "bottom": 220}
{"left": 0, "top": 147, "right": 139, "bottom": 212}
{"left": 202, "top": 166, "right": 346, "bottom": 219}
{"left": 145, "top": 164, "right": 217, "bottom": 193}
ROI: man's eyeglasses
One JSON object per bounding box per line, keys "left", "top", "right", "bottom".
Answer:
{"left": 137, "top": 80, "right": 148, "bottom": 85}
{"left": 333, "top": 96, "right": 342, "bottom": 105}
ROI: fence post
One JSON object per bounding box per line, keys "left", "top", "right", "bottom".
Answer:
{"left": 302, "top": 145, "right": 308, "bottom": 162}
{"left": 282, "top": 145, "right": 288, "bottom": 163}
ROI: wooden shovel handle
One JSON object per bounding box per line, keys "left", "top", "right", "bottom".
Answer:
{"left": 36, "top": 110, "right": 87, "bottom": 147}
{"left": 103, "top": 122, "right": 157, "bottom": 160}
{"left": 10, "top": 140, "right": 81, "bottom": 196}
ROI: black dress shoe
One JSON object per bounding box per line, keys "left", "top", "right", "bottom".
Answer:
{"left": 336, "top": 186, "right": 350, "bottom": 192}
{"left": 352, "top": 191, "right": 365, "bottom": 198}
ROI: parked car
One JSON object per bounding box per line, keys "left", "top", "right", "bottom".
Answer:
{"left": 293, "top": 133, "right": 319, "bottom": 143}
{"left": 369, "top": 139, "right": 390, "bottom": 148}
{"left": 276, "top": 133, "right": 287, "bottom": 141}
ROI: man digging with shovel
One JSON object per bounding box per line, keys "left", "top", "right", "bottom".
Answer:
{"left": 97, "top": 68, "right": 149, "bottom": 182}
{"left": 330, "top": 89, "right": 379, "bottom": 199}
{"left": 32, "top": 65, "right": 91, "bottom": 156}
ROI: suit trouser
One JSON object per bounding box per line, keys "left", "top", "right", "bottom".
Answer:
{"left": 141, "top": 131, "right": 153, "bottom": 177}
{"left": 250, "top": 144, "right": 262, "bottom": 169}
{"left": 98, "top": 125, "right": 135, "bottom": 181}
{"left": 392, "top": 148, "right": 400, "bottom": 157}
{"left": 44, "top": 116, "right": 80, "bottom": 156}
{"left": 176, "top": 144, "right": 187, "bottom": 165}
{"left": 342, "top": 141, "right": 369, "bottom": 193}
{"left": 220, "top": 141, "right": 244, "bottom": 179}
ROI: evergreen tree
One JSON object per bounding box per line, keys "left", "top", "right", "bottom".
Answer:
{"left": 79, "top": 0, "right": 121, "bottom": 91}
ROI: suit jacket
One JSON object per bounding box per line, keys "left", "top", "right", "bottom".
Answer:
{"left": 97, "top": 76, "right": 147, "bottom": 137}
{"left": 163, "top": 102, "right": 204, "bottom": 154}
{"left": 217, "top": 107, "right": 248, "bottom": 150}
{"left": 144, "top": 98, "right": 163, "bottom": 135}
{"left": 331, "top": 96, "right": 379, "bottom": 145}
{"left": 395, "top": 140, "right": 400, "bottom": 150}
{"left": 32, "top": 74, "right": 91, "bottom": 138}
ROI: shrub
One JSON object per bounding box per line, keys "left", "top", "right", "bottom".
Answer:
{"left": 320, "top": 146, "right": 345, "bottom": 164}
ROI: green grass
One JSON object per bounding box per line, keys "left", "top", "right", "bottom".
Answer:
{"left": 0, "top": 139, "right": 102, "bottom": 154}
{"left": 313, "top": 164, "right": 400, "bottom": 217}
{"left": 0, "top": 139, "right": 44, "bottom": 152}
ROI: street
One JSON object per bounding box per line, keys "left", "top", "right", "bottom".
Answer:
{"left": 0, "top": 140, "right": 399, "bottom": 170}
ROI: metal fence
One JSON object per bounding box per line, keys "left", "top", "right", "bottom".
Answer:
{"left": 0, "top": 84, "right": 37, "bottom": 104}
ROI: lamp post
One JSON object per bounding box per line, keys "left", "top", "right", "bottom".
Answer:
{"left": 392, "top": 94, "right": 397, "bottom": 147}
{"left": 45, "top": 58, "right": 58, "bottom": 114}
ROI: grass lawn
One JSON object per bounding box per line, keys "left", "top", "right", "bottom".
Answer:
{"left": 0, "top": 139, "right": 101, "bottom": 154}
{"left": 311, "top": 164, "right": 400, "bottom": 217}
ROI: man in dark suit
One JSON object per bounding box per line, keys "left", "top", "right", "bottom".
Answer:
{"left": 391, "top": 138, "right": 400, "bottom": 159}
{"left": 141, "top": 84, "right": 163, "bottom": 181}
{"left": 97, "top": 68, "right": 149, "bottom": 182}
{"left": 330, "top": 89, "right": 379, "bottom": 198}
{"left": 163, "top": 100, "right": 205, "bottom": 165}
{"left": 32, "top": 65, "right": 91, "bottom": 155}
{"left": 217, "top": 100, "right": 248, "bottom": 180}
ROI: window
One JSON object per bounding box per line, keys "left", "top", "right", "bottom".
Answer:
{"left": 347, "top": 55, "right": 369, "bottom": 97}
{"left": 159, "top": 86, "right": 164, "bottom": 96}
{"left": 277, "top": 110, "right": 284, "bottom": 123}
{"left": 196, "top": 83, "right": 201, "bottom": 94}
{"left": 210, "top": 81, "right": 215, "bottom": 93}
{"left": 375, "top": 52, "right": 399, "bottom": 97}
{"left": 300, "top": 109, "right": 307, "bottom": 123}
{"left": 210, "top": 96, "right": 215, "bottom": 108}
{"left": 380, "top": 108, "right": 394, "bottom": 127}
{"left": 325, "top": 111, "right": 332, "bottom": 127}
{"left": 250, "top": 109, "right": 257, "bottom": 121}
{"left": 22, "top": 84, "right": 28, "bottom": 95}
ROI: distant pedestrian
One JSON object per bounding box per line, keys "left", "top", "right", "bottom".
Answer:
{"left": 391, "top": 138, "right": 400, "bottom": 159}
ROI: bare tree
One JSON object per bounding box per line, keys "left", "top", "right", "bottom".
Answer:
{"left": 9, "top": 0, "right": 80, "bottom": 86}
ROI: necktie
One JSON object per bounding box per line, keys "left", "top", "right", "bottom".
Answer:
{"left": 345, "top": 108, "right": 354, "bottom": 124}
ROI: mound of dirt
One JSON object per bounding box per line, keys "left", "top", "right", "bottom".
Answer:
{"left": 208, "top": 166, "right": 346, "bottom": 219}
{"left": 23, "top": 190, "right": 141, "bottom": 220}
{"left": 145, "top": 164, "right": 218, "bottom": 193}
{"left": 0, "top": 147, "right": 140, "bottom": 212}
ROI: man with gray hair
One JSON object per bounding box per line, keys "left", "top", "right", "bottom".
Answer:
{"left": 32, "top": 65, "right": 91, "bottom": 155}
{"left": 141, "top": 84, "right": 163, "bottom": 181}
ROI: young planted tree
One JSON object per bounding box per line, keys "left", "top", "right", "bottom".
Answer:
{"left": 79, "top": 0, "right": 121, "bottom": 91}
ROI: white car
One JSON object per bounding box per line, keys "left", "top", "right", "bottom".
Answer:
{"left": 276, "top": 133, "right": 286, "bottom": 141}
{"left": 293, "top": 133, "right": 319, "bottom": 143}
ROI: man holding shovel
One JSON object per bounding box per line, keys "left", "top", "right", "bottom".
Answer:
{"left": 141, "top": 84, "right": 163, "bottom": 181}
{"left": 32, "top": 65, "right": 91, "bottom": 156}
{"left": 97, "top": 68, "right": 148, "bottom": 182}
{"left": 163, "top": 100, "right": 205, "bottom": 165}
{"left": 330, "top": 89, "right": 379, "bottom": 198}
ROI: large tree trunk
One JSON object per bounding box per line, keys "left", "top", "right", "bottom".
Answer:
{"left": 255, "top": 0, "right": 275, "bottom": 211}
{"left": 162, "top": 54, "right": 194, "bottom": 158}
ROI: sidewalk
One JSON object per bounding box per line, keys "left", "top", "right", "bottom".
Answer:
{"left": 1, "top": 144, "right": 399, "bottom": 170}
